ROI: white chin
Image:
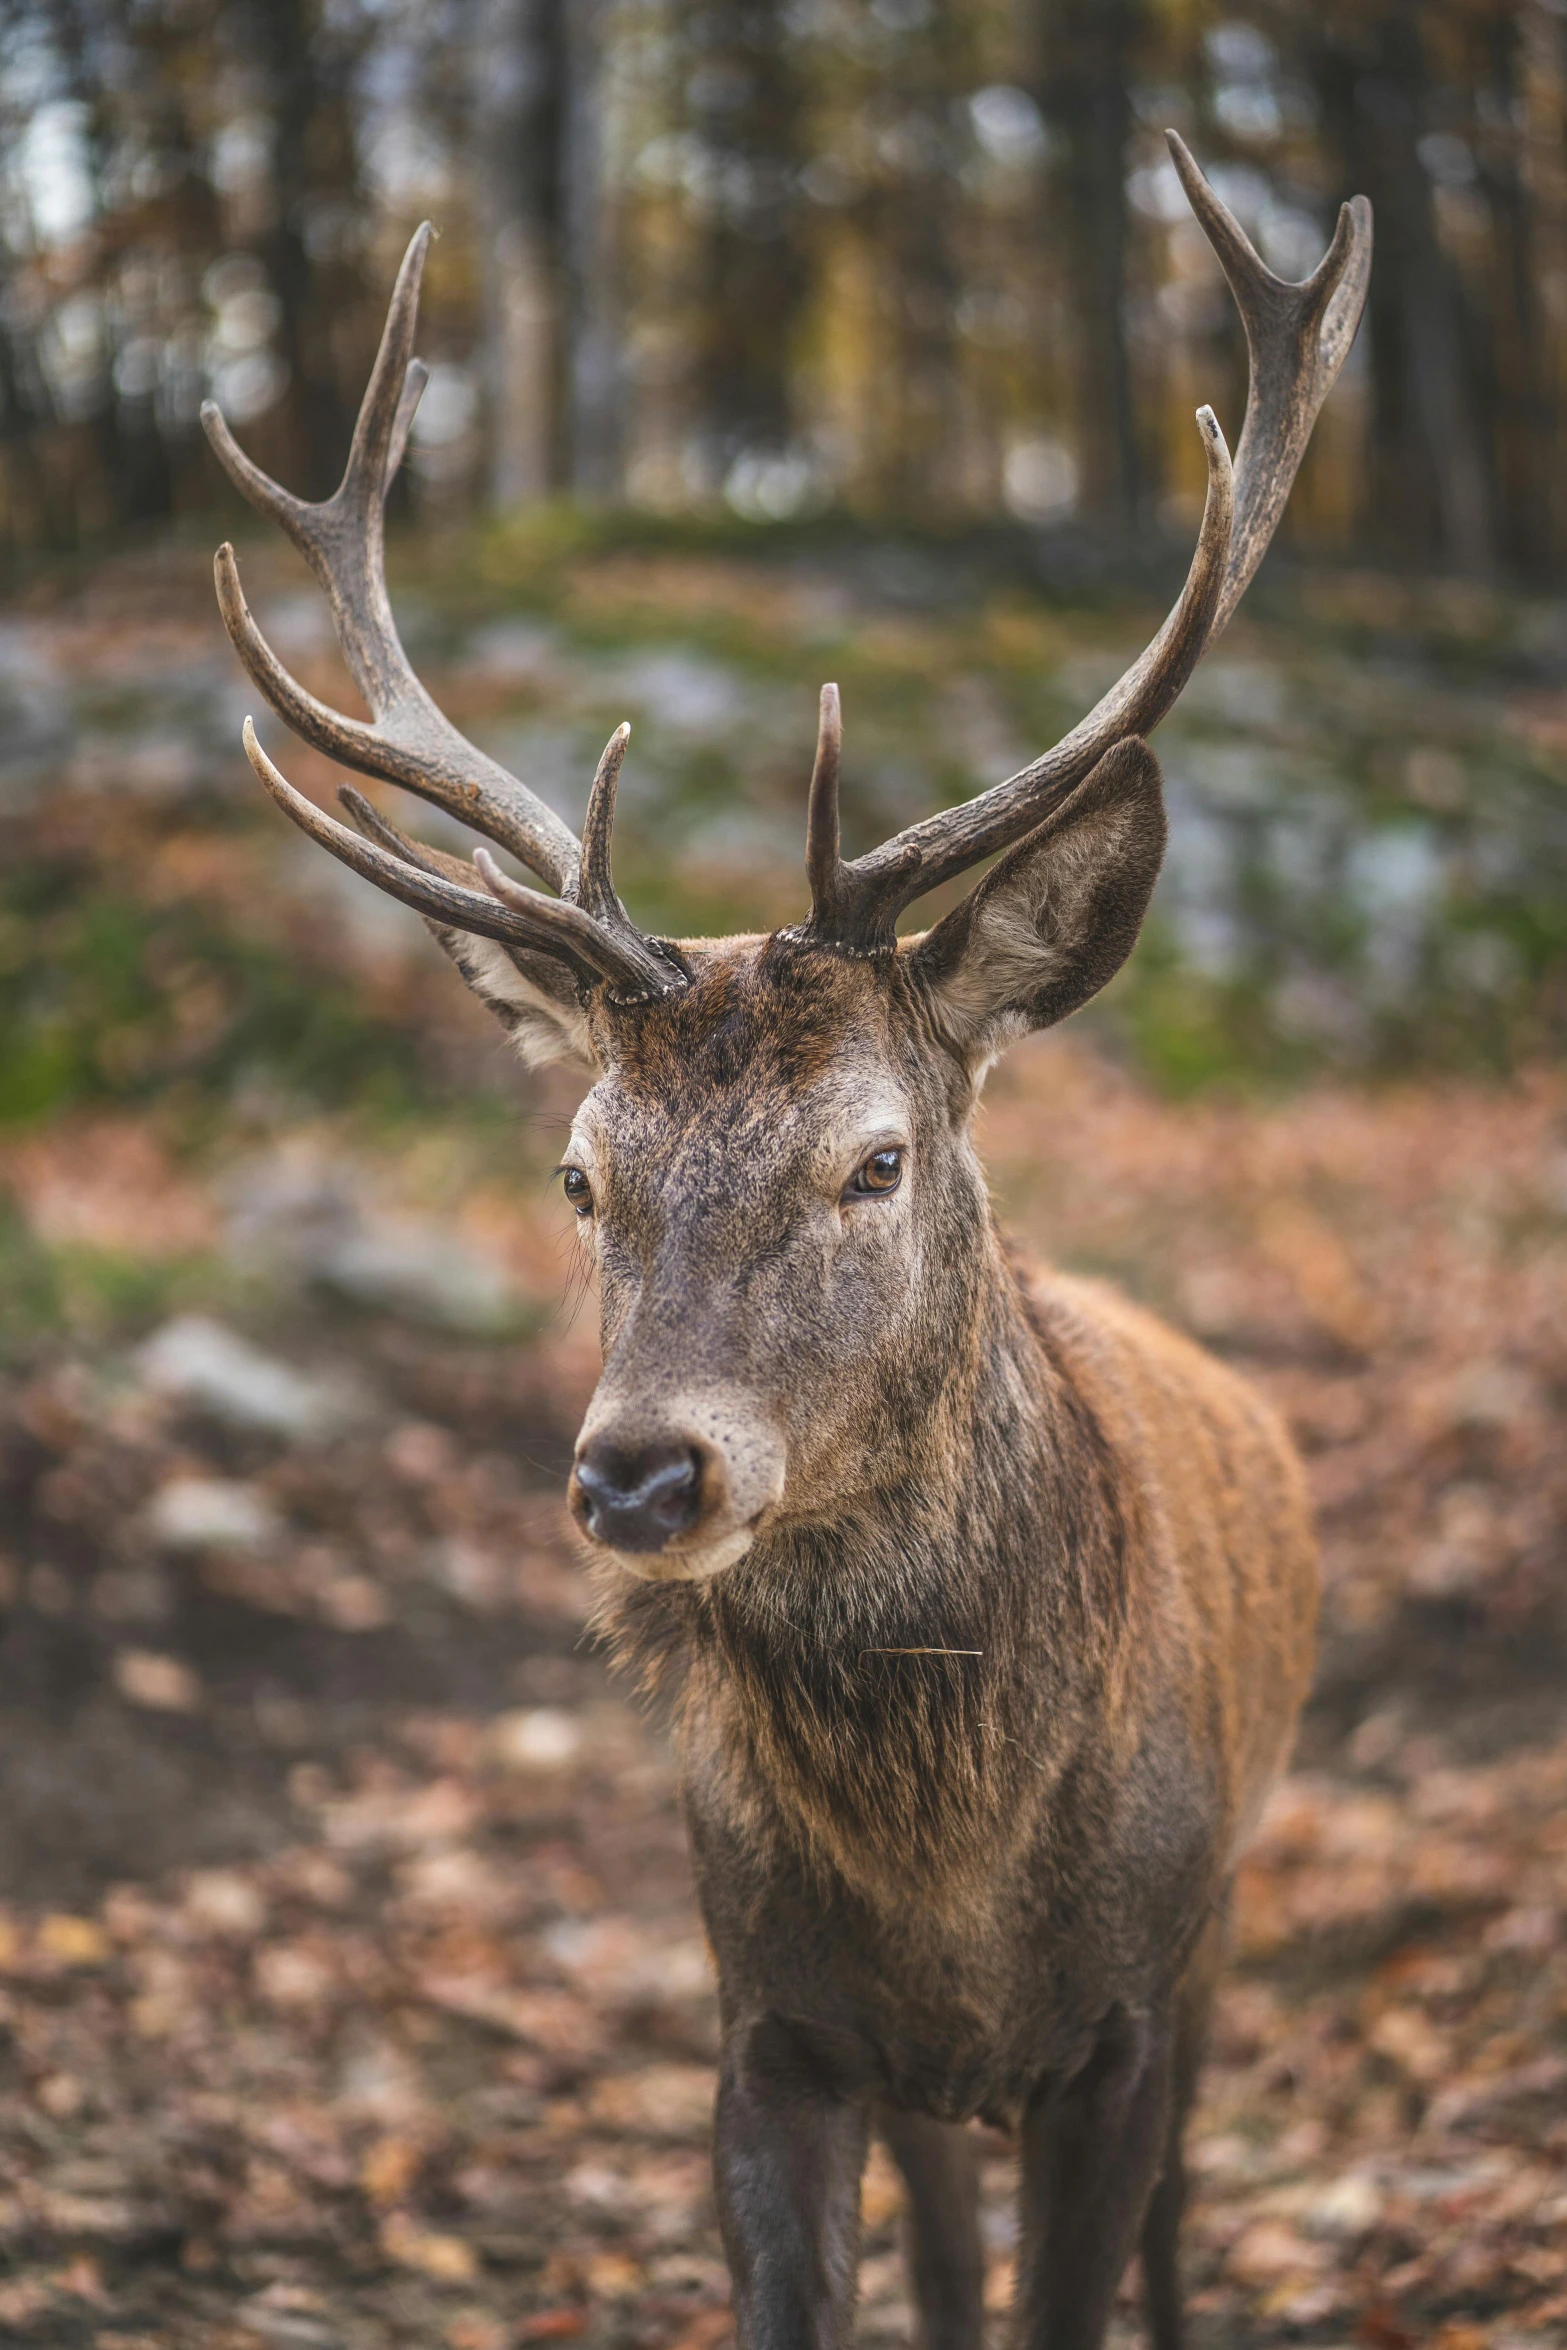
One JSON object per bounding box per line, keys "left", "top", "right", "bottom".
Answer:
{"left": 599, "top": 1526, "right": 757, "bottom": 1584}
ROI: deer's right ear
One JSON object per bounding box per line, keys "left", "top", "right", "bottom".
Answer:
{"left": 432, "top": 930, "right": 598, "bottom": 1070}
{"left": 908, "top": 737, "right": 1166, "bottom": 1063}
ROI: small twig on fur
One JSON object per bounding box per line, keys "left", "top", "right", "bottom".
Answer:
{"left": 860, "top": 1647, "right": 984, "bottom": 1658}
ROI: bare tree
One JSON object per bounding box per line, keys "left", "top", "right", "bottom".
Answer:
{"left": 1034, "top": 0, "right": 1147, "bottom": 530}
{"left": 683, "top": 0, "right": 807, "bottom": 487}
{"left": 254, "top": 0, "right": 366, "bottom": 500}
{"left": 856, "top": 0, "right": 971, "bottom": 514}
{"left": 561, "top": 0, "right": 625, "bottom": 494}
{"left": 472, "top": 0, "right": 564, "bottom": 503}
{"left": 1472, "top": 4, "right": 1552, "bottom": 577}
{"left": 1302, "top": 3, "right": 1495, "bottom": 572}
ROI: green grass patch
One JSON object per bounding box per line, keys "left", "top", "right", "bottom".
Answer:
{"left": 0, "top": 843, "right": 439, "bottom": 1133}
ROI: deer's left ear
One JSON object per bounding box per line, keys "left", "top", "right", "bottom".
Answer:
{"left": 908, "top": 736, "right": 1166, "bottom": 1060}
{"left": 432, "top": 929, "right": 598, "bottom": 1069}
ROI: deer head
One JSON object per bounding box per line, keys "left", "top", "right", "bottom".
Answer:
{"left": 204, "top": 138, "right": 1370, "bottom": 1584}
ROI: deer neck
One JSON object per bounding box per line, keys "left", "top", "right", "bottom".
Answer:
{"left": 599, "top": 1226, "right": 1122, "bottom": 1896}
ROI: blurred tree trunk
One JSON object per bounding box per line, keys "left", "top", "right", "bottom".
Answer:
{"left": 256, "top": 0, "right": 359, "bottom": 501}
{"left": 472, "top": 0, "right": 564, "bottom": 503}
{"left": 1473, "top": 8, "right": 1551, "bottom": 577}
{"left": 1305, "top": 6, "right": 1496, "bottom": 573}
{"left": 0, "top": 265, "right": 53, "bottom": 552}
{"left": 684, "top": 0, "right": 807, "bottom": 487}
{"left": 42, "top": 0, "right": 159, "bottom": 538}
{"left": 859, "top": 0, "right": 969, "bottom": 513}
{"left": 1034, "top": 0, "right": 1146, "bottom": 531}
{"left": 561, "top": 0, "right": 625, "bottom": 495}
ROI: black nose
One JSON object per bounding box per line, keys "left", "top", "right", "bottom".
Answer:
{"left": 573, "top": 1437, "right": 705, "bottom": 1552}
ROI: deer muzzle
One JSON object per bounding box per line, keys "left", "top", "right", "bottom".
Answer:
{"left": 573, "top": 1437, "right": 705, "bottom": 1550}
{"left": 569, "top": 1393, "right": 787, "bottom": 1582}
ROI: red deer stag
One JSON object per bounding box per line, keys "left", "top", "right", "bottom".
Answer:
{"left": 202, "top": 134, "right": 1370, "bottom": 2350}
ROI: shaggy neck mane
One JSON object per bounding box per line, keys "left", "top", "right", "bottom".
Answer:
{"left": 597, "top": 1242, "right": 1132, "bottom": 1892}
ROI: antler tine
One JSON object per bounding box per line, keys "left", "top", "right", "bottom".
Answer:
{"left": 337, "top": 223, "right": 430, "bottom": 520}
{"left": 804, "top": 684, "right": 843, "bottom": 930}
{"left": 338, "top": 782, "right": 666, "bottom": 998}
{"left": 339, "top": 782, "right": 481, "bottom": 885}
{"left": 386, "top": 359, "right": 429, "bottom": 493}
{"left": 242, "top": 722, "right": 665, "bottom": 994}
{"left": 802, "top": 139, "right": 1369, "bottom": 954}
{"left": 1165, "top": 131, "right": 1372, "bottom": 637}
{"left": 203, "top": 227, "right": 581, "bottom": 899}
{"left": 205, "top": 226, "right": 430, "bottom": 702}
{"left": 579, "top": 725, "right": 632, "bottom": 924}
{"left": 340, "top": 784, "right": 671, "bottom": 1001}
{"left": 208, "top": 542, "right": 535, "bottom": 855}
{"left": 568, "top": 725, "right": 686, "bottom": 996}
{"left": 471, "top": 846, "right": 680, "bottom": 1002}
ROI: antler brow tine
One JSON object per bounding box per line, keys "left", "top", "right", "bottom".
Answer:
{"left": 804, "top": 684, "right": 843, "bottom": 931}
{"left": 242, "top": 723, "right": 670, "bottom": 993}
{"left": 580, "top": 724, "right": 632, "bottom": 924}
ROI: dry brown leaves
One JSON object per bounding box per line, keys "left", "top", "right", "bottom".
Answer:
{"left": 0, "top": 1046, "right": 1564, "bottom": 2344}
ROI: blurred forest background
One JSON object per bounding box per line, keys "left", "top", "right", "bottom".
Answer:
{"left": 7, "top": 0, "right": 1567, "bottom": 567}
{"left": 6, "top": 0, "right": 1567, "bottom": 1084}
{"left": 3, "top": 5, "right": 1567, "bottom": 2349}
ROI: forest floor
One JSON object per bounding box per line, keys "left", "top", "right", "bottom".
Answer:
{"left": 0, "top": 538, "right": 1565, "bottom": 2348}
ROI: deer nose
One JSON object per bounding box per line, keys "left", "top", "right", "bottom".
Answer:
{"left": 572, "top": 1436, "right": 707, "bottom": 1553}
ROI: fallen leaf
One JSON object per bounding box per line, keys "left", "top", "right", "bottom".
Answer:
{"left": 49, "top": 2255, "right": 106, "bottom": 2303}
{"left": 518, "top": 2311, "right": 589, "bottom": 2342}
{"left": 861, "top": 2141, "right": 905, "bottom": 2228}
{"left": 361, "top": 2136, "right": 422, "bottom": 2207}
{"left": 114, "top": 1649, "right": 202, "bottom": 1712}
{"left": 183, "top": 1870, "right": 267, "bottom": 1937}
{"left": 1357, "top": 2306, "right": 1419, "bottom": 2350}
{"left": 490, "top": 1706, "right": 582, "bottom": 1771}
{"left": 38, "top": 1914, "right": 110, "bottom": 1967}
{"left": 379, "top": 2212, "right": 479, "bottom": 2283}
{"left": 446, "top": 2317, "right": 510, "bottom": 2350}
{"left": 1227, "top": 2219, "right": 1328, "bottom": 2286}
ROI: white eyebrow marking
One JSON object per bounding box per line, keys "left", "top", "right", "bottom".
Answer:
{"left": 844, "top": 1096, "right": 910, "bottom": 1139}
{"left": 808, "top": 1088, "right": 912, "bottom": 1184}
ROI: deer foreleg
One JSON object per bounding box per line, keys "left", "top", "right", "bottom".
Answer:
{"left": 714, "top": 2023, "right": 870, "bottom": 2350}
{"left": 1140, "top": 1906, "right": 1227, "bottom": 2350}
{"left": 878, "top": 2106, "right": 985, "bottom": 2350}
{"left": 1013, "top": 2006, "right": 1174, "bottom": 2350}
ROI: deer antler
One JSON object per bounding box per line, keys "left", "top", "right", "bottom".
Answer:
{"left": 801, "top": 135, "right": 1372, "bottom": 953}
{"left": 208, "top": 158, "right": 1368, "bottom": 1002}
{"left": 204, "top": 227, "right": 685, "bottom": 1005}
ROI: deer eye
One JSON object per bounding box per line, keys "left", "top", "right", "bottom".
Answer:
{"left": 845, "top": 1147, "right": 904, "bottom": 1199}
{"left": 561, "top": 1167, "right": 594, "bottom": 1218}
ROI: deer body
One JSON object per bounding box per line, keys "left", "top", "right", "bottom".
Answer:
{"left": 585, "top": 940, "right": 1315, "bottom": 2350}
{"left": 652, "top": 1263, "right": 1316, "bottom": 2103}
{"left": 676, "top": 1258, "right": 1316, "bottom": 2094}
{"left": 199, "top": 136, "right": 1367, "bottom": 2350}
